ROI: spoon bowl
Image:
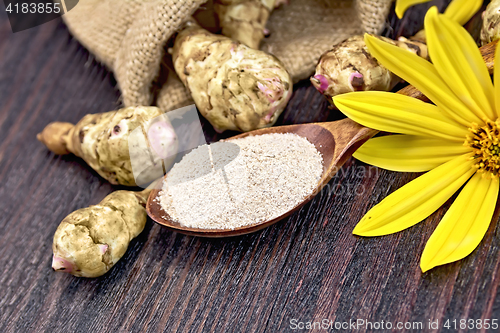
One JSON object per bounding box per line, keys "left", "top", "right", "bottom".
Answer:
{"left": 147, "top": 118, "right": 377, "bottom": 237}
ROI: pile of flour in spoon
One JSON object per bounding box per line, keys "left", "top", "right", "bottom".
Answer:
{"left": 159, "top": 133, "right": 323, "bottom": 229}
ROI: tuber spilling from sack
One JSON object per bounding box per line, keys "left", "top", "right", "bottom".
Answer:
{"left": 214, "top": 0, "right": 277, "bottom": 49}
{"left": 37, "top": 106, "right": 178, "bottom": 186}
{"left": 311, "top": 35, "right": 428, "bottom": 102}
{"left": 481, "top": 0, "right": 500, "bottom": 45}
{"left": 172, "top": 21, "right": 292, "bottom": 133}
{"left": 312, "top": 0, "right": 483, "bottom": 103}
{"left": 52, "top": 189, "right": 150, "bottom": 278}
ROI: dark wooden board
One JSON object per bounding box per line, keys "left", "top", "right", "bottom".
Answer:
{"left": 1, "top": 1, "right": 500, "bottom": 332}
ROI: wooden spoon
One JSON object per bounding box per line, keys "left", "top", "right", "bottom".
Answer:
{"left": 147, "top": 119, "right": 377, "bottom": 237}
{"left": 147, "top": 41, "right": 498, "bottom": 238}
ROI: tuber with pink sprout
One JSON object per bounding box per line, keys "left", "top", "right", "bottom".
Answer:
{"left": 52, "top": 189, "right": 150, "bottom": 277}
{"left": 311, "top": 35, "right": 428, "bottom": 100}
{"left": 172, "top": 21, "right": 292, "bottom": 133}
{"left": 214, "top": 0, "right": 278, "bottom": 49}
{"left": 311, "top": 35, "right": 428, "bottom": 102}
{"left": 313, "top": 0, "right": 482, "bottom": 101}
{"left": 37, "top": 106, "right": 178, "bottom": 186}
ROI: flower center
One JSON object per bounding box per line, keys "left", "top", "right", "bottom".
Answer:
{"left": 465, "top": 119, "right": 500, "bottom": 178}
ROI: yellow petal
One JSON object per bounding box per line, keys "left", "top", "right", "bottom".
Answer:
{"left": 353, "top": 135, "right": 471, "bottom": 172}
{"left": 425, "top": 7, "right": 495, "bottom": 121}
{"left": 353, "top": 154, "right": 475, "bottom": 236}
{"left": 365, "top": 34, "right": 482, "bottom": 127}
{"left": 443, "top": 0, "right": 482, "bottom": 26}
{"left": 395, "top": 0, "right": 430, "bottom": 19}
{"left": 333, "top": 91, "right": 469, "bottom": 141}
{"left": 420, "top": 174, "right": 499, "bottom": 272}
{"left": 495, "top": 43, "right": 500, "bottom": 118}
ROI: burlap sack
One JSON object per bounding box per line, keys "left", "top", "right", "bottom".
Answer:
{"left": 63, "top": 0, "right": 392, "bottom": 112}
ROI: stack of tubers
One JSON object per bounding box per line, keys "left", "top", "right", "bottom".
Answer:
{"left": 39, "top": 106, "right": 178, "bottom": 277}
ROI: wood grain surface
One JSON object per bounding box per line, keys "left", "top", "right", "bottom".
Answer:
{"left": 1, "top": 1, "right": 500, "bottom": 332}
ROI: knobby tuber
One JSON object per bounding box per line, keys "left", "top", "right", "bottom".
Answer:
{"left": 37, "top": 106, "right": 178, "bottom": 186}
{"left": 313, "top": 0, "right": 480, "bottom": 102}
{"left": 481, "top": 0, "right": 500, "bottom": 45}
{"left": 172, "top": 21, "right": 292, "bottom": 133}
{"left": 52, "top": 189, "right": 150, "bottom": 278}
{"left": 311, "top": 35, "right": 428, "bottom": 102}
{"left": 214, "top": 0, "right": 276, "bottom": 49}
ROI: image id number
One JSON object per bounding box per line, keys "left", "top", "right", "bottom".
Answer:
{"left": 444, "top": 319, "right": 498, "bottom": 330}
{"left": 6, "top": 3, "right": 61, "bottom": 14}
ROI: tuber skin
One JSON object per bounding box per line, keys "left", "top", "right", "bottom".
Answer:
{"left": 481, "top": 0, "right": 500, "bottom": 45}
{"left": 52, "top": 189, "right": 150, "bottom": 278}
{"left": 311, "top": 35, "right": 428, "bottom": 102}
{"left": 37, "top": 106, "right": 178, "bottom": 186}
{"left": 172, "top": 21, "right": 292, "bottom": 133}
{"left": 214, "top": 0, "right": 276, "bottom": 49}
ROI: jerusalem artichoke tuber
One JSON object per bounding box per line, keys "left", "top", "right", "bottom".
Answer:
{"left": 37, "top": 106, "right": 178, "bottom": 186}
{"left": 52, "top": 189, "right": 150, "bottom": 278}
{"left": 172, "top": 21, "right": 292, "bottom": 133}
{"left": 311, "top": 35, "right": 428, "bottom": 101}
{"left": 312, "top": 0, "right": 481, "bottom": 102}
{"left": 214, "top": 0, "right": 276, "bottom": 49}
{"left": 481, "top": 0, "right": 500, "bottom": 45}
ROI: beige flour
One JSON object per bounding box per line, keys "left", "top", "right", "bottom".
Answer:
{"left": 159, "top": 133, "right": 323, "bottom": 229}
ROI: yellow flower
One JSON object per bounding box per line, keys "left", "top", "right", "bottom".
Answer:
{"left": 395, "top": 0, "right": 482, "bottom": 25}
{"left": 333, "top": 7, "right": 500, "bottom": 272}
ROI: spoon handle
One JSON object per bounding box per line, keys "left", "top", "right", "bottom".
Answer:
{"left": 318, "top": 119, "right": 377, "bottom": 171}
